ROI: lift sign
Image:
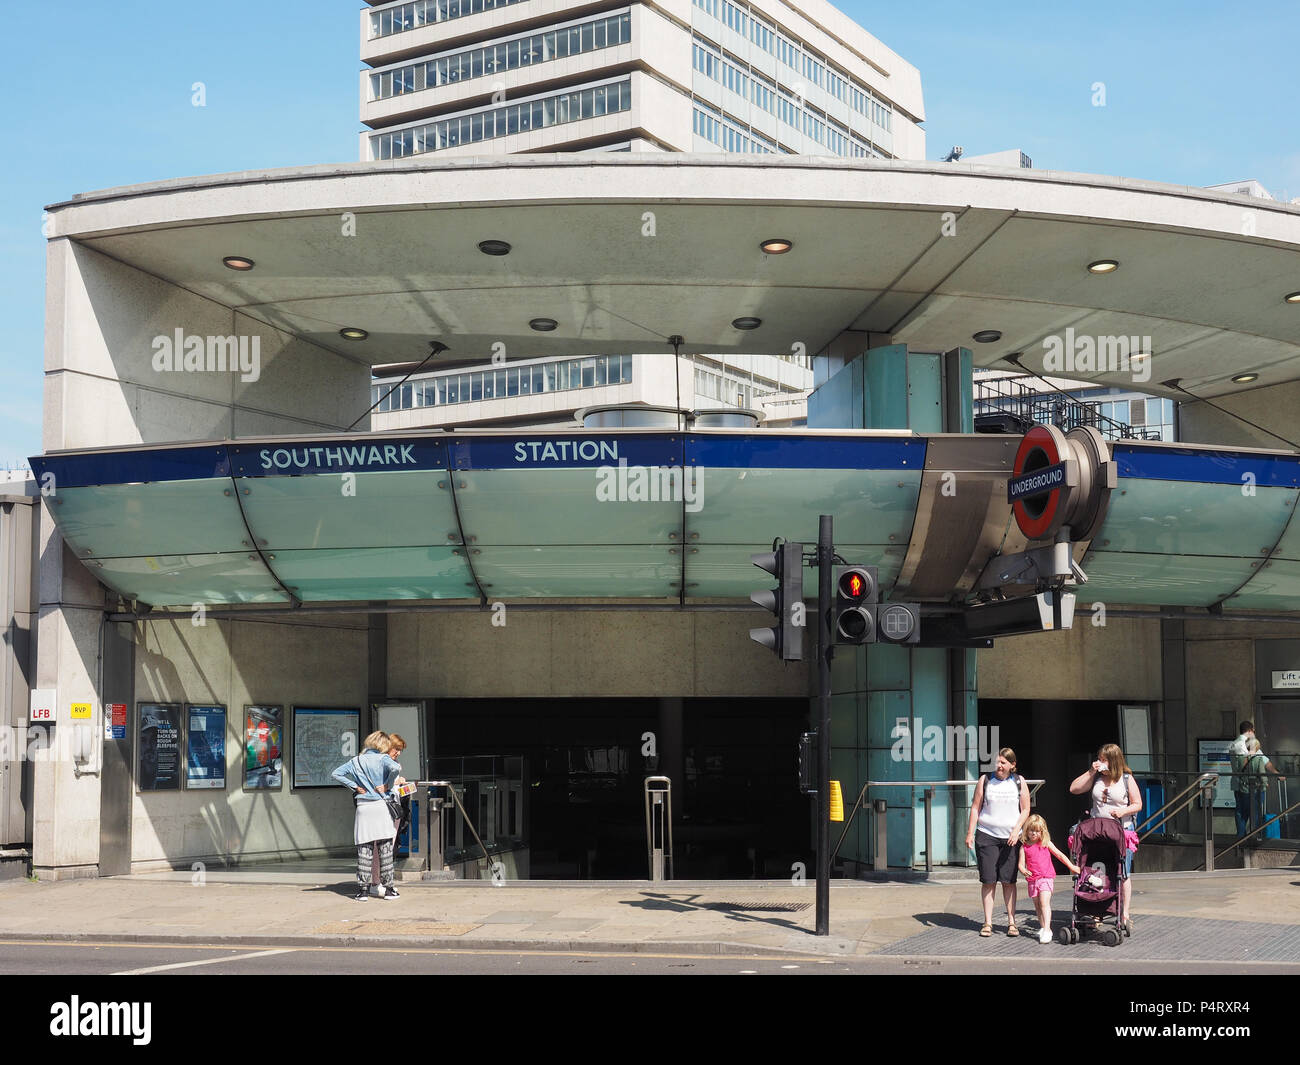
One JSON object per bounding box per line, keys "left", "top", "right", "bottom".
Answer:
{"left": 1008, "top": 462, "right": 1067, "bottom": 503}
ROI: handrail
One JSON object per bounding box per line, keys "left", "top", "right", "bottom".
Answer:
{"left": 1208, "top": 798, "right": 1300, "bottom": 866}
{"left": 424, "top": 779, "right": 495, "bottom": 873}
{"left": 1138, "top": 772, "right": 1218, "bottom": 840}
{"left": 833, "top": 778, "right": 1046, "bottom": 871}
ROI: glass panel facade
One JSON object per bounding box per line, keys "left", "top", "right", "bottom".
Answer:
{"left": 691, "top": 0, "right": 895, "bottom": 144}
{"left": 691, "top": 31, "right": 887, "bottom": 158}
{"left": 370, "top": 0, "right": 527, "bottom": 39}
{"left": 371, "top": 80, "right": 632, "bottom": 158}
{"left": 371, "top": 12, "right": 631, "bottom": 100}
{"left": 372, "top": 354, "right": 633, "bottom": 411}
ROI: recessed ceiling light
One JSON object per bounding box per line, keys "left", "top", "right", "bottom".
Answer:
{"left": 760, "top": 238, "right": 793, "bottom": 255}
{"left": 529, "top": 318, "right": 558, "bottom": 332}
{"left": 478, "top": 239, "right": 512, "bottom": 256}
{"left": 732, "top": 317, "right": 762, "bottom": 330}
{"left": 1087, "top": 259, "right": 1120, "bottom": 274}
{"left": 1232, "top": 373, "right": 1259, "bottom": 383}
{"left": 1285, "top": 291, "right": 1300, "bottom": 304}
{"left": 339, "top": 327, "right": 368, "bottom": 341}
{"left": 972, "top": 330, "right": 1002, "bottom": 343}
{"left": 222, "top": 255, "right": 255, "bottom": 271}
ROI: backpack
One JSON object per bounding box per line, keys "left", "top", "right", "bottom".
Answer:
{"left": 1231, "top": 750, "right": 1251, "bottom": 793}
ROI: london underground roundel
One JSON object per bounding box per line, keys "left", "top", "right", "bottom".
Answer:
{"left": 1009, "top": 424, "right": 1070, "bottom": 540}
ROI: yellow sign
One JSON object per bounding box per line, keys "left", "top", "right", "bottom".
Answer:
{"left": 70, "top": 703, "right": 92, "bottom": 720}
{"left": 828, "top": 779, "right": 844, "bottom": 822}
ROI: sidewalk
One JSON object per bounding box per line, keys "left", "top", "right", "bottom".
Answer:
{"left": 1, "top": 865, "right": 1298, "bottom": 962}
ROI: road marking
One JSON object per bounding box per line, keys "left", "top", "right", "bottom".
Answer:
{"left": 0, "top": 940, "right": 820, "bottom": 963}
{"left": 113, "top": 948, "right": 295, "bottom": 975}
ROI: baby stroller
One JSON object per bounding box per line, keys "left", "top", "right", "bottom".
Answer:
{"left": 1057, "top": 817, "right": 1128, "bottom": 947}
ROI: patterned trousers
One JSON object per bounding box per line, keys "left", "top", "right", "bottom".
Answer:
{"left": 357, "top": 839, "right": 395, "bottom": 890}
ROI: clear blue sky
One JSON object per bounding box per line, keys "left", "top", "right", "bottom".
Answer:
{"left": 1, "top": 0, "right": 1295, "bottom": 466}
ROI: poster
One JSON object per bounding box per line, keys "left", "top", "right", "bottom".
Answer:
{"left": 138, "top": 703, "right": 181, "bottom": 791}
{"left": 293, "top": 708, "right": 360, "bottom": 789}
{"left": 1198, "top": 739, "right": 1235, "bottom": 809}
{"left": 244, "top": 705, "right": 283, "bottom": 790}
{"left": 186, "top": 705, "right": 226, "bottom": 790}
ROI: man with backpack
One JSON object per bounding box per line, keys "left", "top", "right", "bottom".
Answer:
{"left": 1230, "top": 721, "right": 1256, "bottom": 837}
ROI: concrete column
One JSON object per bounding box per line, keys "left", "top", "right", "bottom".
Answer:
{"left": 32, "top": 519, "right": 106, "bottom": 880}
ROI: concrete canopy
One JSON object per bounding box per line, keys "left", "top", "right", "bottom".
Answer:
{"left": 46, "top": 155, "right": 1300, "bottom": 399}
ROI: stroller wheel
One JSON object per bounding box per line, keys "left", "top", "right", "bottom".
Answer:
{"left": 1103, "top": 928, "right": 1121, "bottom": 947}
{"left": 1068, "top": 926, "right": 1079, "bottom": 944}
{"left": 1056, "top": 926, "right": 1070, "bottom": 945}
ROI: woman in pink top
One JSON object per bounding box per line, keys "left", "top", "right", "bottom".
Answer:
{"left": 1018, "top": 814, "right": 1079, "bottom": 943}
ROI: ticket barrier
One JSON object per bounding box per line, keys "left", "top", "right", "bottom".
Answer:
{"left": 396, "top": 781, "right": 497, "bottom": 878}
{"left": 395, "top": 781, "right": 448, "bottom": 878}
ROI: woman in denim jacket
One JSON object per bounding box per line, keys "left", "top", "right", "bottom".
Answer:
{"left": 332, "top": 731, "right": 402, "bottom": 901}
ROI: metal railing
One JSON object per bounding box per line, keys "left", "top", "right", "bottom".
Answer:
{"left": 1209, "top": 797, "right": 1300, "bottom": 868}
{"left": 973, "top": 375, "right": 1163, "bottom": 441}
{"left": 834, "top": 779, "right": 1046, "bottom": 873}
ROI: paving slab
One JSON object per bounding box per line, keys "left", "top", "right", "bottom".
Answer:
{"left": 0, "top": 868, "right": 1296, "bottom": 964}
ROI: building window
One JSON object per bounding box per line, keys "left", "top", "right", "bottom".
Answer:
{"left": 371, "top": 12, "right": 630, "bottom": 100}
{"left": 370, "top": 0, "right": 528, "bottom": 38}
{"left": 371, "top": 80, "right": 632, "bottom": 159}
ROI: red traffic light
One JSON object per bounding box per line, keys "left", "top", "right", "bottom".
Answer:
{"left": 837, "top": 567, "right": 873, "bottom": 603}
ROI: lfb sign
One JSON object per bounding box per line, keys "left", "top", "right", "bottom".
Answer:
{"left": 29, "top": 689, "right": 55, "bottom": 725}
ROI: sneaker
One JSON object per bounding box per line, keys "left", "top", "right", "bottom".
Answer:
{"left": 375, "top": 885, "right": 386, "bottom": 898}
{"left": 353, "top": 891, "right": 369, "bottom": 902}
{"left": 1038, "top": 928, "right": 1052, "bottom": 944}
{"left": 382, "top": 888, "right": 400, "bottom": 900}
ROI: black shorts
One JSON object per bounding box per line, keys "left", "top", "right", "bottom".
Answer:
{"left": 976, "top": 831, "right": 1021, "bottom": 884}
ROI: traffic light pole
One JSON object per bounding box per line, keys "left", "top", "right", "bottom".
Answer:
{"left": 816, "top": 514, "right": 832, "bottom": 936}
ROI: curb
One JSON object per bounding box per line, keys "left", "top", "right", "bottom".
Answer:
{"left": 0, "top": 930, "right": 840, "bottom": 957}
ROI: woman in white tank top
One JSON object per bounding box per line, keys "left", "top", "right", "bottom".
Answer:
{"left": 965, "top": 747, "right": 1030, "bottom": 937}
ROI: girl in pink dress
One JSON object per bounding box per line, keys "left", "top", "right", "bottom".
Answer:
{"left": 1018, "top": 814, "right": 1079, "bottom": 943}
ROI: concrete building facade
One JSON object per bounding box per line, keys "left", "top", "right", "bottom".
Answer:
{"left": 360, "top": 0, "right": 925, "bottom": 159}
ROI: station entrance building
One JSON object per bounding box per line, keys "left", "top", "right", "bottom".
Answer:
{"left": 12, "top": 155, "right": 1300, "bottom": 879}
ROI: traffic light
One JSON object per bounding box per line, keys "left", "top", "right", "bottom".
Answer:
{"left": 749, "top": 541, "right": 804, "bottom": 661}
{"left": 833, "top": 565, "right": 922, "bottom": 645}
{"left": 833, "top": 565, "right": 877, "bottom": 644}
{"left": 876, "top": 602, "right": 921, "bottom": 644}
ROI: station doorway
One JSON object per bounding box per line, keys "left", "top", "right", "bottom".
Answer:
{"left": 432, "top": 697, "right": 808, "bottom": 879}
{"left": 978, "top": 699, "right": 1128, "bottom": 839}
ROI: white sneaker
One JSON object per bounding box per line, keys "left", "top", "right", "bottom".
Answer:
{"left": 1038, "top": 928, "right": 1053, "bottom": 944}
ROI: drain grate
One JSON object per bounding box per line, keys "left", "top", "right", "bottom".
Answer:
{"left": 703, "top": 900, "right": 812, "bottom": 913}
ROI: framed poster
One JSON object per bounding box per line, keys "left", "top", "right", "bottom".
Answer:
{"left": 293, "top": 707, "right": 360, "bottom": 789}
{"left": 1198, "top": 738, "right": 1235, "bottom": 809}
{"left": 244, "top": 705, "right": 283, "bottom": 791}
{"left": 137, "top": 703, "right": 181, "bottom": 792}
{"left": 186, "top": 705, "right": 226, "bottom": 790}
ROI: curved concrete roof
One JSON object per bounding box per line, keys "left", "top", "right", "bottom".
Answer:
{"left": 45, "top": 154, "right": 1300, "bottom": 398}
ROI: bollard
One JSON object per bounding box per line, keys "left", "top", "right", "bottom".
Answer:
{"left": 1201, "top": 777, "right": 1215, "bottom": 873}
{"left": 873, "top": 798, "right": 888, "bottom": 872}
{"left": 922, "top": 787, "right": 934, "bottom": 874}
